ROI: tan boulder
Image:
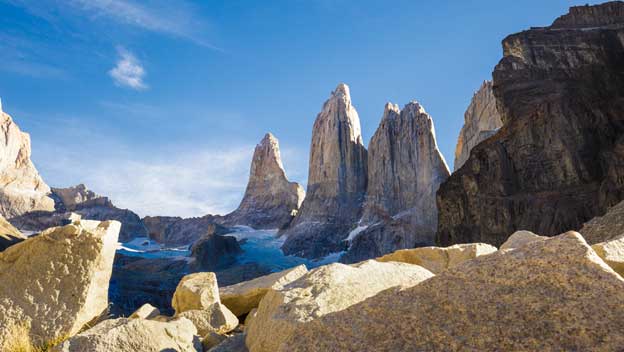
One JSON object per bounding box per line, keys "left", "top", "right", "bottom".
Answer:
{"left": 377, "top": 242, "right": 497, "bottom": 274}
{"left": 283, "top": 232, "right": 624, "bottom": 351}
{"left": 592, "top": 234, "right": 624, "bottom": 276}
{"left": 177, "top": 304, "right": 239, "bottom": 336}
{"left": 173, "top": 272, "right": 220, "bottom": 313}
{"left": 0, "top": 220, "right": 120, "bottom": 347}
{"left": 244, "top": 308, "right": 257, "bottom": 326}
{"left": 246, "top": 260, "right": 434, "bottom": 352}
{"left": 499, "top": 230, "right": 547, "bottom": 251}
{"left": 129, "top": 303, "right": 160, "bottom": 320}
{"left": 220, "top": 265, "right": 308, "bottom": 316}
{"left": 54, "top": 317, "right": 201, "bottom": 352}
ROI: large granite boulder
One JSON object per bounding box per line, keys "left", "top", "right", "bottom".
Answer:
{"left": 190, "top": 233, "right": 242, "bottom": 271}
{"left": 437, "top": 2, "right": 624, "bottom": 247}
{"left": 591, "top": 234, "right": 624, "bottom": 276}
{"left": 177, "top": 305, "right": 239, "bottom": 336}
{"left": 224, "top": 133, "right": 304, "bottom": 230}
{"left": 0, "top": 220, "right": 120, "bottom": 347}
{"left": 0, "top": 213, "right": 25, "bottom": 251}
{"left": 453, "top": 81, "right": 503, "bottom": 171}
{"left": 580, "top": 199, "right": 624, "bottom": 244}
{"left": 343, "top": 101, "right": 450, "bottom": 262}
{"left": 219, "top": 264, "right": 308, "bottom": 316}
{"left": 281, "top": 83, "right": 368, "bottom": 259}
{"left": 54, "top": 317, "right": 201, "bottom": 352}
{"left": 283, "top": 232, "right": 624, "bottom": 351}
{"left": 376, "top": 242, "right": 497, "bottom": 274}
{"left": 245, "top": 260, "right": 434, "bottom": 352}
{"left": 172, "top": 272, "right": 221, "bottom": 313}
{"left": 0, "top": 107, "right": 54, "bottom": 218}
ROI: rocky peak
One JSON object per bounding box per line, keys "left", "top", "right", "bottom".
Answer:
{"left": 453, "top": 81, "right": 503, "bottom": 171}
{"left": 342, "top": 100, "right": 450, "bottom": 262}
{"left": 224, "top": 133, "right": 304, "bottom": 230}
{"left": 281, "top": 83, "right": 368, "bottom": 259}
{"left": 551, "top": 1, "right": 624, "bottom": 29}
{"left": 51, "top": 184, "right": 112, "bottom": 211}
{"left": 0, "top": 108, "right": 54, "bottom": 218}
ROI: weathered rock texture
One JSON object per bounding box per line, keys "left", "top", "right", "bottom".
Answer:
{"left": 0, "top": 213, "right": 25, "bottom": 251}
{"left": 499, "top": 230, "right": 547, "bottom": 251}
{"left": 0, "top": 220, "right": 121, "bottom": 346}
{"left": 190, "top": 233, "right": 242, "bottom": 271}
{"left": 284, "top": 232, "right": 624, "bottom": 351}
{"left": 177, "top": 305, "right": 239, "bottom": 336}
{"left": 591, "top": 233, "right": 624, "bottom": 276}
{"left": 580, "top": 199, "right": 624, "bottom": 244}
{"left": 0, "top": 109, "right": 54, "bottom": 218}
{"left": 219, "top": 265, "right": 308, "bottom": 317}
{"left": 376, "top": 242, "right": 497, "bottom": 274}
{"left": 11, "top": 184, "right": 148, "bottom": 242}
{"left": 453, "top": 81, "right": 504, "bottom": 171}
{"left": 343, "top": 102, "right": 450, "bottom": 262}
{"left": 246, "top": 260, "right": 433, "bottom": 352}
{"left": 143, "top": 215, "right": 230, "bottom": 246}
{"left": 55, "top": 317, "right": 201, "bottom": 352}
{"left": 281, "top": 84, "right": 368, "bottom": 259}
{"left": 437, "top": 2, "right": 624, "bottom": 247}
{"left": 224, "top": 133, "right": 304, "bottom": 230}
{"left": 172, "top": 272, "right": 221, "bottom": 314}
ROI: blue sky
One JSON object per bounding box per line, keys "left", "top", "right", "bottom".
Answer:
{"left": 0, "top": 0, "right": 601, "bottom": 217}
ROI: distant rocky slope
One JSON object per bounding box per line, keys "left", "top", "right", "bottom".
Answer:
{"left": 223, "top": 133, "right": 304, "bottom": 230}
{"left": 437, "top": 1, "right": 624, "bottom": 247}
{"left": 10, "top": 184, "right": 147, "bottom": 242}
{"left": 580, "top": 199, "right": 624, "bottom": 244}
{"left": 342, "top": 102, "right": 450, "bottom": 263}
{"left": 143, "top": 215, "right": 230, "bottom": 246}
{"left": 281, "top": 84, "right": 368, "bottom": 259}
{"left": 453, "top": 81, "right": 503, "bottom": 171}
{"left": 0, "top": 104, "right": 54, "bottom": 218}
{"left": 0, "top": 214, "right": 25, "bottom": 251}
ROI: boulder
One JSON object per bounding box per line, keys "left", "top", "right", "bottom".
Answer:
{"left": 283, "top": 232, "right": 624, "bottom": 351}
{"left": 190, "top": 233, "right": 242, "bottom": 271}
{"left": 129, "top": 303, "right": 160, "bottom": 320}
{"left": 580, "top": 200, "right": 624, "bottom": 244}
{"left": 377, "top": 242, "right": 497, "bottom": 274}
{"left": 245, "top": 260, "right": 434, "bottom": 352}
{"left": 0, "top": 213, "right": 25, "bottom": 251}
{"left": 344, "top": 102, "right": 450, "bottom": 262}
{"left": 281, "top": 83, "right": 368, "bottom": 259}
{"left": 172, "top": 272, "right": 220, "bottom": 314}
{"left": 177, "top": 304, "right": 239, "bottom": 336}
{"left": 499, "top": 230, "right": 548, "bottom": 251}
{"left": 219, "top": 265, "right": 308, "bottom": 316}
{"left": 0, "top": 220, "right": 120, "bottom": 346}
{"left": 0, "top": 107, "right": 54, "bottom": 218}
{"left": 436, "top": 2, "right": 624, "bottom": 247}
{"left": 453, "top": 81, "right": 503, "bottom": 171}
{"left": 202, "top": 331, "right": 227, "bottom": 351}
{"left": 592, "top": 234, "right": 624, "bottom": 276}
{"left": 208, "top": 334, "right": 248, "bottom": 352}
{"left": 54, "top": 317, "right": 201, "bottom": 352}
{"left": 224, "top": 133, "right": 305, "bottom": 229}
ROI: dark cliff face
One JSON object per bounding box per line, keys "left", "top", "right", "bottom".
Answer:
{"left": 436, "top": 2, "right": 624, "bottom": 247}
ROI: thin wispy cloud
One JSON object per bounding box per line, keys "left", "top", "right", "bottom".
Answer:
{"left": 109, "top": 47, "right": 147, "bottom": 90}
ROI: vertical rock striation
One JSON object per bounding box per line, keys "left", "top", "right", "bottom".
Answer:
{"left": 224, "top": 133, "right": 304, "bottom": 230}
{"left": 453, "top": 81, "right": 503, "bottom": 171}
{"left": 281, "top": 84, "right": 368, "bottom": 259}
{"left": 0, "top": 107, "right": 54, "bottom": 218}
{"left": 342, "top": 102, "right": 450, "bottom": 262}
{"left": 436, "top": 2, "right": 624, "bottom": 247}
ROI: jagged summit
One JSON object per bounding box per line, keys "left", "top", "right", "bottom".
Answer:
{"left": 224, "top": 132, "right": 304, "bottom": 230}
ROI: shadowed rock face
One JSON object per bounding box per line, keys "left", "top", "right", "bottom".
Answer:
{"left": 224, "top": 133, "right": 304, "bottom": 230}
{"left": 342, "top": 102, "right": 450, "bottom": 263}
{"left": 190, "top": 233, "right": 242, "bottom": 271}
{"left": 453, "top": 81, "right": 503, "bottom": 171}
{"left": 281, "top": 84, "right": 368, "bottom": 259}
{"left": 143, "top": 215, "right": 230, "bottom": 246}
{"left": 0, "top": 214, "right": 24, "bottom": 252}
{"left": 0, "top": 109, "right": 54, "bottom": 218}
{"left": 436, "top": 2, "right": 624, "bottom": 247}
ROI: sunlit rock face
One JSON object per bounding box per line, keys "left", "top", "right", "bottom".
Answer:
{"left": 224, "top": 133, "right": 304, "bottom": 230}
{"left": 342, "top": 102, "right": 450, "bottom": 263}
{"left": 281, "top": 83, "right": 368, "bottom": 259}
{"left": 453, "top": 81, "right": 503, "bottom": 171}
{"left": 437, "top": 2, "right": 624, "bottom": 247}
{"left": 0, "top": 107, "right": 54, "bottom": 218}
